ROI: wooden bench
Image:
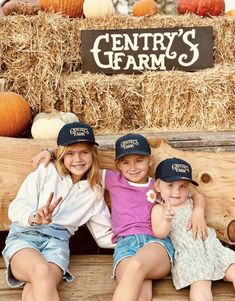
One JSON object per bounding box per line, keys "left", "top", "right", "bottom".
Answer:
{"left": 0, "top": 131, "right": 235, "bottom": 300}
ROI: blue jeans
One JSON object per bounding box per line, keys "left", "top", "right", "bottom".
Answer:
{"left": 113, "top": 234, "right": 174, "bottom": 277}
{"left": 2, "top": 229, "right": 74, "bottom": 287}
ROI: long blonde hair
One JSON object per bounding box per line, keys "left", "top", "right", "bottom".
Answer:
{"left": 55, "top": 142, "right": 102, "bottom": 191}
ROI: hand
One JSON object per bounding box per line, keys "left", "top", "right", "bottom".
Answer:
{"left": 31, "top": 150, "right": 53, "bottom": 171}
{"left": 163, "top": 199, "right": 175, "bottom": 222}
{"left": 29, "top": 192, "right": 62, "bottom": 225}
{"left": 187, "top": 207, "right": 208, "bottom": 240}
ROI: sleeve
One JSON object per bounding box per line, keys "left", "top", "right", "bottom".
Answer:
{"left": 8, "top": 164, "right": 48, "bottom": 227}
{"left": 103, "top": 169, "right": 117, "bottom": 192}
{"left": 86, "top": 193, "right": 115, "bottom": 249}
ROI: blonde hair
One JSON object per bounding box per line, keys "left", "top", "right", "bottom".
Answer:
{"left": 54, "top": 142, "right": 102, "bottom": 192}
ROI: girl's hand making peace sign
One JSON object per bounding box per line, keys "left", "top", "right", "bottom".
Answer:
{"left": 163, "top": 199, "right": 175, "bottom": 223}
{"left": 29, "top": 192, "right": 62, "bottom": 225}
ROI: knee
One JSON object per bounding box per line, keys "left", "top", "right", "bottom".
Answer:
{"left": 125, "top": 259, "right": 144, "bottom": 277}
{"left": 32, "top": 262, "right": 54, "bottom": 283}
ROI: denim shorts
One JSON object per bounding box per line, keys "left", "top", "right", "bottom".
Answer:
{"left": 113, "top": 234, "right": 174, "bottom": 277}
{"left": 2, "top": 230, "right": 74, "bottom": 288}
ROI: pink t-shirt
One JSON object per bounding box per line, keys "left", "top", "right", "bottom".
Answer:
{"left": 104, "top": 169, "right": 156, "bottom": 243}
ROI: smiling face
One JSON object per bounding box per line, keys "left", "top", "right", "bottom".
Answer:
{"left": 155, "top": 179, "right": 191, "bottom": 207}
{"left": 116, "top": 154, "right": 152, "bottom": 184}
{"left": 63, "top": 142, "right": 93, "bottom": 183}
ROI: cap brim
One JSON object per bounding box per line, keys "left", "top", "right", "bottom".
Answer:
{"left": 115, "top": 150, "right": 150, "bottom": 160}
{"left": 58, "top": 139, "right": 99, "bottom": 146}
{"left": 160, "top": 176, "right": 198, "bottom": 186}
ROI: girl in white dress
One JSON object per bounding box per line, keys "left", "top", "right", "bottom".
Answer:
{"left": 151, "top": 157, "right": 235, "bottom": 301}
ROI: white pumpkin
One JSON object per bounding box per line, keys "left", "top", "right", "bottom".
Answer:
{"left": 31, "top": 118, "right": 65, "bottom": 139}
{"left": 58, "top": 111, "right": 79, "bottom": 124}
{"left": 83, "top": 0, "right": 115, "bottom": 18}
{"left": 31, "top": 109, "right": 79, "bottom": 139}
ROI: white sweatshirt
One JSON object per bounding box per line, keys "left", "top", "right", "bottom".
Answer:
{"left": 8, "top": 163, "right": 114, "bottom": 249}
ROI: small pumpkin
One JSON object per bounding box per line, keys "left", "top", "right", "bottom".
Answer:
{"left": 132, "top": 0, "right": 158, "bottom": 17}
{"left": 31, "top": 109, "right": 79, "bottom": 139}
{"left": 2, "top": 0, "right": 40, "bottom": 16}
{"left": 83, "top": 0, "right": 115, "bottom": 19}
{"left": 0, "top": 92, "right": 31, "bottom": 137}
{"left": 39, "top": 0, "right": 84, "bottom": 18}
{"left": 177, "top": 0, "right": 225, "bottom": 17}
{"left": 226, "top": 10, "right": 235, "bottom": 16}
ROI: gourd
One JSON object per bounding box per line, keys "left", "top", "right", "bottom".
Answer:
{"left": 39, "top": 0, "right": 84, "bottom": 18}
{"left": 2, "top": 0, "right": 40, "bottom": 16}
{"left": 31, "top": 109, "right": 79, "bottom": 139}
{"left": 177, "top": 0, "right": 225, "bottom": 17}
{"left": 0, "top": 92, "right": 31, "bottom": 137}
{"left": 226, "top": 10, "right": 235, "bottom": 16}
{"left": 83, "top": 0, "right": 115, "bottom": 19}
{"left": 132, "top": 0, "right": 158, "bottom": 17}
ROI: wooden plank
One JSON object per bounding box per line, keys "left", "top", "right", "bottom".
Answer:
{"left": 97, "top": 130, "right": 235, "bottom": 151}
{"left": 0, "top": 255, "right": 234, "bottom": 301}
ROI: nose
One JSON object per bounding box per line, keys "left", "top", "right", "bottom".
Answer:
{"left": 129, "top": 162, "right": 136, "bottom": 170}
{"left": 73, "top": 152, "right": 81, "bottom": 161}
{"left": 173, "top": 186, "right": 180, "bottom": 194}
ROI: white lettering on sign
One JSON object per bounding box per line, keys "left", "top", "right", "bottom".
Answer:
{"left": 90, "top": 29, "right": 199, "bottom": 71}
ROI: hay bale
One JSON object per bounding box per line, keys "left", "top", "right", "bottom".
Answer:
{"left": 58, "top": 72, "right": 145, "bottom": 133}
{"left": 142, "top": 64, "right": 235, "bottom": 131}
{"left": 57, "top": 64, "right": 235, "bottom": 134}
{"left": 0, "top": 13, "right": 234, "bottom": 132}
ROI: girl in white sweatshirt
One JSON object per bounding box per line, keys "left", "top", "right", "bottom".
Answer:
{"left": 2, "top": 122, "right": 113, "bottom": 301}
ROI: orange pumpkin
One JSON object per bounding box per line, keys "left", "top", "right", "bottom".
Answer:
{"left": 177, "top": 0, "right": 225, "bottom": 17}
{"left": 0, "top": 92, "right": 31, "bottom": 137}
{"left": 132, "top": 0, "right": 158, "bottom": 17}
{"left": 226, "top": 10, "right": 235, "bottom": 16}
{"left": 39, "top": 0, "right": 84, "bottom": 18}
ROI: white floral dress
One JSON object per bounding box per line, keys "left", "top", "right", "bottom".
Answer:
{"left": 170, "top": 199, "right": 235, "bottom": 289}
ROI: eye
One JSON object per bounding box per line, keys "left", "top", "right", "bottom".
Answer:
{"left": 181, "top": 184, "right": 188, "bottom": 189}
{"left": 66, "top": 151, "right": 73, "bottom": 156}
{"left": 82, "top": 150, "right": 90, "bottom": 154}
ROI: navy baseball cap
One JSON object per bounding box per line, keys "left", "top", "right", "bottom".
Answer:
{"left": 115, "top": 133, "right": 151, "bottom": 160}
{"left": 57, "top": 122, "right": 99, "bottom": 146}
{"left": 155, "top": 157, "right": 198, "bottom": 186}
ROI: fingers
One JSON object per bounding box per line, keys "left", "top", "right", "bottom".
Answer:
{"left": 35, "top": 207, "right": 52, "bottom": 224}
{"left": 31, "top": 151, "right": 51, "bottom": 171}
{"left": 49, "top": 196, "right": 63, "bottom": 212}
{"left": 32, "top": 193, "right": 62, "bottom": 225}
{"left": 45, "top": 192, "right": 54, "bottom": 207}
{"left": 187, "top": 219, "right": 192, "bottom": 231}
{"left": 44, "top": 155, "right": 52, "bottom": 167}
{"left": 164, "top": 200, "right": 175, "bottom": 221}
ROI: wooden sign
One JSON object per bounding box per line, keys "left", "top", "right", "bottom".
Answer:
{"left": 81, "top": 26, "right": 213, "bottom": 74}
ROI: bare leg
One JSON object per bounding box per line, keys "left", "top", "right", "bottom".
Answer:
{"left": 137, "top": 280, "right": 152, "bottom": 301}
{"left": 190, "top": 280, "right": 212, "bottom": 301}
{"left": 224, "top": 263, "right": 235, "bottom": 288}
{"left": 112, "top": 243, "right": 170, "bottom": 301}
{"left": 10, "top": 248, "right": 63, "bottom": 301}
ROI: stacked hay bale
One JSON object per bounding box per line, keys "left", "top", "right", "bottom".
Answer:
{"left": 0, "top": 13, "right": 234, "bottom": 134}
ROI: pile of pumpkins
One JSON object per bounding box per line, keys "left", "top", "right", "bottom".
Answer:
{"left": 2, "top": 0, "right": 227, "bottom": 18}
{"left": 0, "top": 91, "right": 78, "bottom": 139}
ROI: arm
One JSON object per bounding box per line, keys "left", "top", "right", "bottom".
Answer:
{"left": 86, "top": 195, "right": 115, "bottom": 249}
{"left": 9, "top": 164, "right": 47, "bottom": 226}
{"left": 151, "top": 203, "right": 173, "bottom": 239}
{"left": 32, "top": 147, "right": 57, "bottom": 171}
{"left": 189, "top": 190, "right": 208, "bottom": 240}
